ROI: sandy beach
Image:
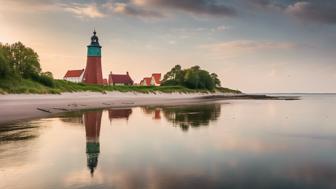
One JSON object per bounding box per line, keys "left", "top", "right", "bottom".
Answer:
{"left": 0, "top": 92, "right": 228, "bottom": 124}
{"left": 0, "top": 92, "right": 299, "bottom": 125}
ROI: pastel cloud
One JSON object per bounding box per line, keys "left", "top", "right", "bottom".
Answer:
{"left": 112, "top": 2, "right": 164, "bottom": 18}
{"left": 132, "top": 0, "right": 237, "bottom": 17}
{"left": 63, "top": 3, "right": 106, "bottom": 18}
{"left": 203, "top": 40, "right": 296, "bottom": 58}
{"left": 247, "top": 0, "right": 336, "bottom": 24}
{"left": 3, "top": 0, "right": 336, "bottom": 24}
{"left": 286, "top": 1, "right": 336, "bottom": 24}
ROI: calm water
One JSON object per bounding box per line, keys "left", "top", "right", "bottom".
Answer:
{"left": 1, "top": 94, "right": 336, "bottom": 189}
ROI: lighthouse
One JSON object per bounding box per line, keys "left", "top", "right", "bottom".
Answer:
{"left": 83, "top": 30, "right": 103, "bottom": 84}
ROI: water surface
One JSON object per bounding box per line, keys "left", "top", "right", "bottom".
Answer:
{"left": 1, "top": 94, "right": 336, "bottom": 189}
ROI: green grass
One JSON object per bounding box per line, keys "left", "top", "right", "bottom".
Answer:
{"left": 0, "top": 78, "right": 242, "bottom": 94}
{"left": 215, "top": 87, "right": 242, "bottom": 94}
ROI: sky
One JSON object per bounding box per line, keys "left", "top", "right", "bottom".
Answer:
{"left": 0, "top": 0, "right": 335, "bottom": 93}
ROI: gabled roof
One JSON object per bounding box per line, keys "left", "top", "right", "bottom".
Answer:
{"left": 143, "top": 77, "right": 152, "bottom": 86}
{"left": 109, "top": 73, "right": 134, "bottom": 84}
{"left": 64, "top": 69, "right": 84, "bottom": 78}
{"left": 152, "top": 73, "right": 161, "bottom": 84}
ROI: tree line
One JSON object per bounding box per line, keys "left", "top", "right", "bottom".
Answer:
{"left": 161, "top": 65, "right": 221, "bottom": 90}
{"left": 0, "top": 42, "right": 54, "bottom": 87}
{"left": 0, "top": 42, "right": 223, "bottom": 91}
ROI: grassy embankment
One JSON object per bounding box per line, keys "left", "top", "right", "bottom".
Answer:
{"left": 0, "top": 78, "right": 241, "bottom": 94}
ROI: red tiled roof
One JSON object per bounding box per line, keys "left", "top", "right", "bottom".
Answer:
{"left": 109, "top": 73, "right": 134, "bottom": 85}
{"left": 152, "top": 73, "right": 161, "bottom": 84}
{"left": 64, "top": 69, "right": 84, "bottom": 78}
{"left": 143, "top": 77, "right": 152, "bottom": 86}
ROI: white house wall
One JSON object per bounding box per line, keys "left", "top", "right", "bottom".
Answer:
{"left": 64, "top": 72, "right": 84, "bottom": 83}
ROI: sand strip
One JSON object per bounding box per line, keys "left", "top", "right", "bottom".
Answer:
{"left": 0, "top": 92, "right": 299, "bottom": 125}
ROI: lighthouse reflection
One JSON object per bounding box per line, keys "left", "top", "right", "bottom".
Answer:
{"left": 81, "top": 104, "right": 221, "bottom": 176}
{"left": 83, "top": 111, "right": 102, "bottom": 176}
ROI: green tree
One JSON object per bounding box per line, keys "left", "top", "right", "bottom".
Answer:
{"left": 7, "top": 42, "right": 41, "bottom": 78}
{"left": 211, "top": 73, "right": 221, "bottom": 87}
{"left": 162, "top": 65, "right": 220, "bottom": 90}
{"left": 184, "top": 68, "right": 199, "bottom": 89}
{"left": 0, "top": 45, "right": 10, "bottom": 78}
{"left": 199, "top": 70, "right": 215, "bottom": 90}
{"left": 162, "top": 65, "right": 183, "bottom": 84}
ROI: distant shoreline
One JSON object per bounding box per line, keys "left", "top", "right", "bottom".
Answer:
{"left": 0, "top": 92, "right": 299, "bottom": 125}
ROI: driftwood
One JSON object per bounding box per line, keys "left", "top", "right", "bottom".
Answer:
{"left": 37, "top": 108, "right": 52, "bottom": 113}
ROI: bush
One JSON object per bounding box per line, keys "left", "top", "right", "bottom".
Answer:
{"left": 161, "top": 80, "right": 180, "bottom": 86}
{"left": 31, "top": 73, "right": 55, "bottom": 87}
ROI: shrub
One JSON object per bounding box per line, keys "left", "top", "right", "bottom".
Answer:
{"left": 31, "top": 73, "right": 55, "bottom": 87}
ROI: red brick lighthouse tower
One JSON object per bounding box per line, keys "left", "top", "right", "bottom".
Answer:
{"left": 83, "top": 30, "right": 103, "bottom": 84}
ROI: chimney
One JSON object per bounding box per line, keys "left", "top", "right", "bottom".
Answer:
{"left": 126, "top": 71, "right": 129, "bottom": 75}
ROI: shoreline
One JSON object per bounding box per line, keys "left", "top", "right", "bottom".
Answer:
{"left": 0, "top": 92, "right": 299, "bottom": 125}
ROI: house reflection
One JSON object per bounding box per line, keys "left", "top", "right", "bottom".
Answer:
{"left": 108, "top": 109, "right": 133, "bottom": 121}
{"left": 141, "top": 106, "right": 161, "bottom": 120}
{"left": 83, "top": 111, "right": 102, "bottom": 176}
{"left": 154, "top": 109, "right": 161, "bottom": 120}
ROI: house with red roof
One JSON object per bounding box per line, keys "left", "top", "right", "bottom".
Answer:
{"left": 140, "top": 77, "right": 152, "bottom": 86}
{"left": 108, "top": 72, "right": 134, "bottom": 86}
{"left": 151, "top": 73, "right": 161, "bottom": 86}
{"left": 63, "top": 69, "right": 85, "bottom": 83}
{"left": 140, "top": 73, "right": 161, "bottom": 86}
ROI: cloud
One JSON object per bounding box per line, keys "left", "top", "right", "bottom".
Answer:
{"left": 202, "top": 40, "right": 296, "bottom": 58}
{"left": 132, "top": 0, "right": 237, "bottom": 17}
{"left": 286, "top": 1, "right": 336, "bottom": 24}
{"left": 3, "top": 0, "right": 336, "bottom": 24}
{"left": 0, "top": 0, "right": 61, "bottom": 13}
{"left": 247, "top": 0, "right": 285, "bottom": 10}
{"left": 243, "top": 0, "right": 336, "bottom": 24}
{"left": 62, "top": 3, "right": 106, "bottom": 18}
{"left": 111, "top": 2, "right": 164, "bottom": 18}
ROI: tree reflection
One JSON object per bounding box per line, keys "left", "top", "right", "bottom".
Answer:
{"left": 0, "top": 122, "right": 39, "bottom": 141}
{"left": 83, "top": 111, "right": 102, "bottom": 176}
{"left": 142, "top": 104, "right": 221, "bottom": 131}
{"left": 59, "top": 111, "right": 84, "bottom": 124}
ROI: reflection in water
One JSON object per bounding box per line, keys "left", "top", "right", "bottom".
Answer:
{"left": 59, "top": 111, "right": 84, "bottom": 124}
{"left": 108, "top": 108, "right": 132, "bottom": 121}
{"left": 0, "top": 122, "right": 39, "bottom": 141}
{"left": 142, "top": 107, "right": 162, "bottom": 120}
{"left": 143, "top": 104, "right": 221, "bottom": 131}
{"left": 83, "top": 111, "right": 102, "bottom": 176}
{"left": 2, "top": 95, "right": 336, "bottom": 189}
{"left": 0, "top": 122, "right": 40, "bottom": 169}
{"left": 83, "top": 109, "right": 132, "bottom": 175}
